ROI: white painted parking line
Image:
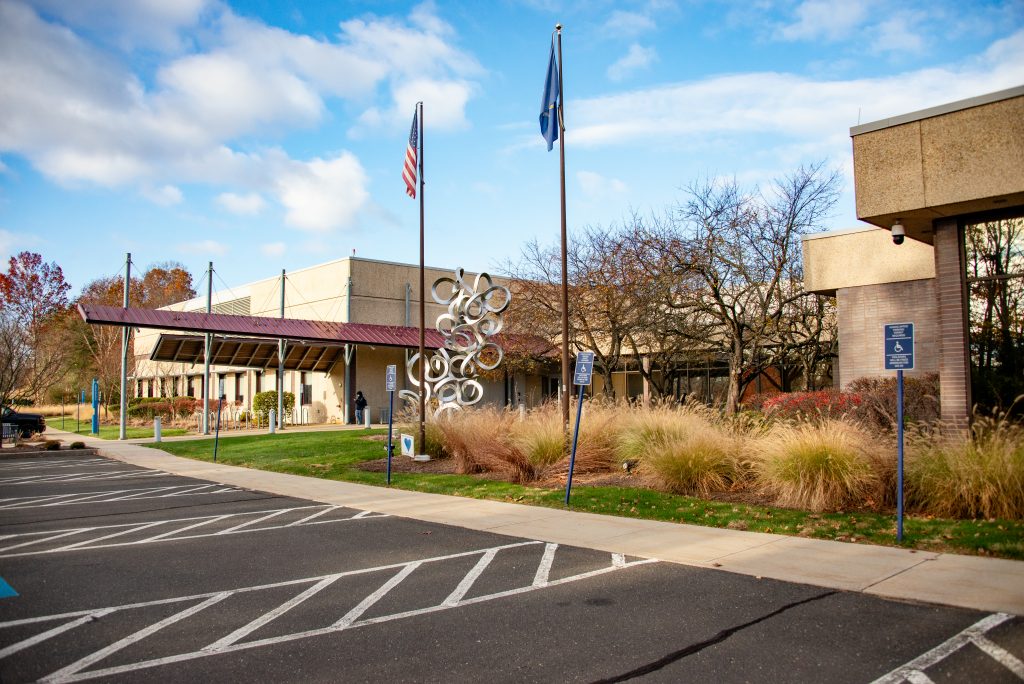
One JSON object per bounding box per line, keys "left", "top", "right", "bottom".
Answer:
{"left": 0, "top": 484, "right": 243, "bottom": 509}
{"left": 1, "top": 459, "right": 108, "bottom": 470}
{"left": 972, "top": 635, "right": 1024, "bottom": 678}
{"left": 0, "top": 541, "right": 657, "bottom": 682}
{"left": 871, "top": 612, "right": 1018, "bottom": 684}
{"left": 0, "top": 505, "right": 388, "bottom": 557}
{"left": 0, "top": 470, "right": 164, "bottom": 485}
{"left": 532, "top": 542, "right": 557, "bottom": 587}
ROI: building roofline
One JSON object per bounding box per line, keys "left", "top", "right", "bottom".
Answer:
{"left": 850, "top": 85, "right": 1024, "bottom": 136}
{"left": 801, "top": 224, "right": 883, "bottom": 242}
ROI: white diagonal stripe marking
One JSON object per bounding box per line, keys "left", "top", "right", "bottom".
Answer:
{"left": 333, "top": 563, "right": 421, "bottom": 629}
{"left": 40, "top": 593, "right": 232, "bottom": 683}
{"left": 204, "top": 575, "right": 342, "bottom": 652}
{"left": 971, "top": 635, "right": 1024, "bottom": 678}
{"left": 532, "top": 543, "right": 558, "bottom": 587}
{"left": 444, "top": 548, "right": 499, "bottom": 606}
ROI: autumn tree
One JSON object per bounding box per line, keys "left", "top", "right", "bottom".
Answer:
{"left": 70, "top": 262, "right": 196, "bottom": 414}
{"left": 0, "top": 252, "right": 72, "bottom": 407}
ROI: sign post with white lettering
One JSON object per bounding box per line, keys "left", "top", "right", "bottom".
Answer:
{"left": 565, "top": 352, "right": 594, "bottom": 506}
{"left": 884, "top": 322, "right": 914, "bottom": 542}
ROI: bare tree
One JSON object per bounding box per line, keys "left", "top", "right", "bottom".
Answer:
{"left": 642, "top": 162, "right": 841, "bottom": 414}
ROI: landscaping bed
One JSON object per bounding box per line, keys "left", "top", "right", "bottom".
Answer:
{"left": 146, "top": 424, "right": 1024, "bottom": 560}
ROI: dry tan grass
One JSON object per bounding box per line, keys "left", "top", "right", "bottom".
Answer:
{"left": 28, "top": 403, "right": 95, "bottom": 419}
{"left": 434, "top": 408, "right": 534, "bottom": 482}
{"left": 751, "top": 420, "right": 881, "bottom": 512}
{"left": 907, "top": 413, "right": 1024, "bottom": 520}
{"left": 615, "top": 404, "right": 741, "bottom": 496}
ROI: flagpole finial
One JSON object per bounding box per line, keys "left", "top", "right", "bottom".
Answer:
{"left": 555, "top": 23, "right": 562, "bottom": 31}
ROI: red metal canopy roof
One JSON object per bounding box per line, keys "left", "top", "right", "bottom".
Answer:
{"left": 78, "top": 303, "right": 446, "bottom": 349}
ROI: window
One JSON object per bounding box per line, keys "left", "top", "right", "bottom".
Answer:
{"left": 187, "top": 376, "right": 195, "bottom": 397}
{"left": 255, "top": 371, "right": 263, "bottom": 393}
{"left": 300, "top": 371, "right": 312, "bottom": 406}
{"left": 235, "top": 372, "right": 244, "bottom": 403}
{"left": 147, "top": 380, "right": 153, "bottom": 398}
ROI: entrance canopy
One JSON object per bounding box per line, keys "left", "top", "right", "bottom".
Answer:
{"left": 78, "top": 303, "right": 446, "bottom": 349}
{"left": 150, "top": 334, "right": 347, "bottom": 373}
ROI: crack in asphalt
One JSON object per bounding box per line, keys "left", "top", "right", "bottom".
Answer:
{"left": 590, "top": 590, "right": 839, "bottom": 683}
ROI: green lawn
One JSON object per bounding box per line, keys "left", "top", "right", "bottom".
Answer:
{"left": 147, "top": 430, "right": 1024, "bottom": 560}
{"left": 64, "top": 425, "right": 189, "bottom": 440}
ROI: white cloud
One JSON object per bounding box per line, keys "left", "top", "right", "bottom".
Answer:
{"left": 577, "top": 171, "right": 627, "bottom": 198}
{"left": 872, "top": 14, "right": 927, "bottom": 54}
{"left": 603, "top": 10, "right": 657, "bottom": 38}
{"left": 217, "top": 192, "right": 266, "bottom": 215}
{"left": 607, "top": 44, "right": 658, "bottom": 82}
{"left": 141, "top": 184, "right": 183, "bottom": 206}
{"left": 261, "top": 242, "right": 286, "bottom": 257}
{"left": 0, "top": 1, "right": 477, "bottom": 233}
{"left": 177, "top": 239, "right": 227, "bottom": 256}
{"left": 775, "top": 0, "right": 872, "bottom": 42}
{"left": 570, "top": 29, "right": 1024, "bottom": 151}
{"left": 275, "top": 153, "right": 369, "bottom": 232}
{"left": 27, "top": 0, "right": 211, "bottom": 52}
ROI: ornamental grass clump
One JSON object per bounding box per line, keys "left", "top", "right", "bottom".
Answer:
{"left": 753, "top": 420, "right": 880, "bottom": 512}
{"left": 434, "top": 408, "right": 534, "bottom": 482}
{"left": 511, "top": 405, "right": 564, "bottom": 470}
{"left": 617, "top": 404, "right": 740, "bottom": 497}
{"left": 906, "top": 411, "right": 1024, "bottom": 520}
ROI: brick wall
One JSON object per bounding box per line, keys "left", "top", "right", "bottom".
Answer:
{"left": 837, "top": 278, "right": 938, "bottom": 387}
{"left": 933, "top": 218, "right": 971, "bottom": 422}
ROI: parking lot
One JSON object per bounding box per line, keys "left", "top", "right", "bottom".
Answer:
{"left": 1, "top": 455, "right": 1022, "bottom": 683}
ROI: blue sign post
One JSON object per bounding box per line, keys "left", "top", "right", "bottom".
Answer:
{"left": 90, "top": 379, "right": 99, "bottom": 435}
{"left": 385, "top": 365, "right": 397, "bottom": 485}
{"left": 565, "top": 351, "right": 594, "bottom": 506}
{"left": 884, "top": 322, "right": 914, "bottom": 542}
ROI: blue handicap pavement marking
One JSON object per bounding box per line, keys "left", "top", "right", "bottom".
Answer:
{"left": 0, "top": 577, "right": 18, "bottom": 599}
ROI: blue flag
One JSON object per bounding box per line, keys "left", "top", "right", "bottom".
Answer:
{"left": 540, "top": 39, "right": 559, "bottom": 151}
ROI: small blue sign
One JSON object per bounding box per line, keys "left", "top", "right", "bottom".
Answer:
{"left": 884, "top": 322, "right": 915, "bottom": 371}
{"left": 0, "top": 577, "right": 17, "bottom": 599}
{"left": 385, "top": 364, "right": 397, "bottom": 392}
{"left": 573, "top": 351, "right": 595, "bottom": 386}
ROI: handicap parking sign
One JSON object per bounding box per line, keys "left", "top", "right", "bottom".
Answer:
{"left": 573, "top": 351, "right": 595, "bottom": 386}
{"left": 884, "top": 323, "right": 915, "bottom": 371}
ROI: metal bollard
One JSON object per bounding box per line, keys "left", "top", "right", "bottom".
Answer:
{"left": 154, "top": 417, "right": 162, "bottom": 443}
{"left": 364, "top": 408, "right": 371, "bottom": 428}
{"left": 269, "top": 409, "right": 276, "bottom": 434}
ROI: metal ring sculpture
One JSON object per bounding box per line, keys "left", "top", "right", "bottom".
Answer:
{"left": 400, "top": 269, "right": 511, "bottom": 417}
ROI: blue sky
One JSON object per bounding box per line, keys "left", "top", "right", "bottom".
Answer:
{"left": 1, "top": 0, "right": 1022, "bottom": 296}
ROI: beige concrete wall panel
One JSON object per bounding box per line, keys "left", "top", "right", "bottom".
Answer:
{"left": 852, "top": 123, "right": 925, "bottom": 220}
{"left": 920, "top": 97, "right": 1024, "bottom": 208}
{"left": 803, "top": 228, "right": 935, "bottom": 293}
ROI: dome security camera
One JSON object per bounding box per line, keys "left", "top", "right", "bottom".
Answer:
{"left": 892, "top": 221, "right": 905, "bottom": 246}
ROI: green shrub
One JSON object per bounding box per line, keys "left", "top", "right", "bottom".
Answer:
{"left": 44, "top": 440, "right": 61, "bottom": 451}
{"left": 252, "top": 391, "right": 295, "bottom": 421}
{"left": 69, "top": 441, "right": 86, "bottom": 449}
{"left": 753, "top": 420, "right": 880, "bottom": 512}
{"left": 907, "top": 412, "right": 1024, "bottom": 520}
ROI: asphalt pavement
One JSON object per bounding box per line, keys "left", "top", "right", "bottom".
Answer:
{"left": 1, "top": 452, "right": 1023, "bottom": 682}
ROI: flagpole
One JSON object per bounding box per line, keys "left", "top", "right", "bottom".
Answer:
{"left": 556, "top": 24, "right": 570, "bottom": 430}
{"left": 418, "top": 101, "right": 426, "bottom": 455}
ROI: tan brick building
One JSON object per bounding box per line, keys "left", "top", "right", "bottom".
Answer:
{"left": 804, "top": 85, "right": 1024, "bottom": 421}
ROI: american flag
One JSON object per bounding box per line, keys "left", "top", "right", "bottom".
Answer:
{"left": 403, "top": 110, "right": 418, "bottom": 199}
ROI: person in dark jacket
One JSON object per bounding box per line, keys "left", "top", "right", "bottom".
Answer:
{"left": 354, "top": 391, "right": 368, "bottom": 425}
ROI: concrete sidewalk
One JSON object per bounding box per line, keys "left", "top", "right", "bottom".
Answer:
{"left": 42, "top": 428, "right": 1024, "bottom": 616}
